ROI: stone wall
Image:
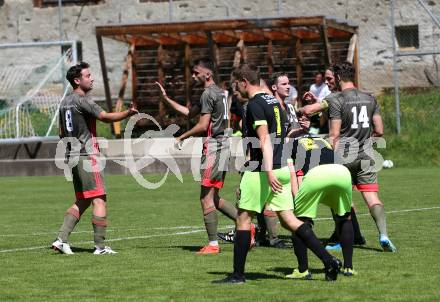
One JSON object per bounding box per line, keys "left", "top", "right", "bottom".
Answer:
{"left": 1, "top": 0, "right": 439, "bottom": 97}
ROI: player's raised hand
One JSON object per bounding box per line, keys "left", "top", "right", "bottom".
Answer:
{"left": 154, "top": 81, "right": 167, "bottom": 98}
{"left": 128, "top": 102, "right": 139, "bottom": 115}
{"left": 303, "top": 91, "right": 318, "bottom": 104}
{"left": 267, "top": 171, "right": 282, "bottom": 193}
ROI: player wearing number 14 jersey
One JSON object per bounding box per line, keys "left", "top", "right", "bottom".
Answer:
{"left": 328, "top": 61, "right": 396, "bottom": 252}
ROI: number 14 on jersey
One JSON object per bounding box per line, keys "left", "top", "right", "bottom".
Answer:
{"left": 351, "top": 105, "right": 370, "bottom": 129}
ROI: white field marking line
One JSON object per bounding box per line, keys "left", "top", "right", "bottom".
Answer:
{"left": 0, "top": 228, "right": 211, "bottom": 253}
{"left": 5, "top": 205, "right": 440, "bottom": 238}
{"left": 1, "top": 206, "right": 439, "bottom": 254}
{"left": 0, "top": 225, "right": 205, "bottom": 238}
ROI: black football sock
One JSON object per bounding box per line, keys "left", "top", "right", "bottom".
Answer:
{"left": 256, "top": 213, "right": 267, "bottom": 241}
{"left": 233, "top": 230, "right": 251, "bottom": 277}
{"left": 329, "top": 210, "right": 340, "bottom": 243}
{"left": 350, "top": 207, "right": 363, "bottom": 241}
{"left": 295, "top": 223, "right": 332, "bottom": 265}
{"left": 292, "top": 232, "right": 309, "bottom": 272}
{"left": 338, "top": 219, "right": 354, "bottom": 269}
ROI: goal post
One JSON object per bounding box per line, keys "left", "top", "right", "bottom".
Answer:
{"left": 0, "top": 40, "right": 78, "bottom": 142}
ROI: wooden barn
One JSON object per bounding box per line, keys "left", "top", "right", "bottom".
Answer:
{"left": 95, "top": 16, "right": 358, "bottom": 133}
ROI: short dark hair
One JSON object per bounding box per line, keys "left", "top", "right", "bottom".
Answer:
{"left": 269, "top": 72, "right": 289, "bottom": 88}
{"left": 231, "top": 63, "right": 260, "bottom": 85}
{"left": 193, "top": 57, "right": 216, "bottom": 73}
{"left": 314, "top": 71, "right": 325, "bottom": 77}
{"left": 66, "top": 62, "right": 90, "bottom": 88}
{"left": 332, "top": 61, "right": 355, "bottom": 82}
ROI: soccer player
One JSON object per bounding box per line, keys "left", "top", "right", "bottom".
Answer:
{"left": 288, "top": 134, "right": 356, "bottom": 278}
{"left": 52, "top": 62, "right": 138, "bottom": 255}
{"left": 213, "top": 64, "right": 341, "bottom": 284}
{"left": 257, "top": 72, "right": 308, "bottom": 248}
{"left": 328, "top": 62, "right": 396, "bottom": 252}
{"left": 299, "top": 66, "right": 366, "bottom": 249}
{"left": 155, "top": 58, "right": 245, "bottom": 254}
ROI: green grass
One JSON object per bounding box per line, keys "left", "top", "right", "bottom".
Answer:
{"left": 0, "top": 168, "right": 439, "bottom": 301}
{"left": 378, "top": 88, "right": 440, "bottom": 167}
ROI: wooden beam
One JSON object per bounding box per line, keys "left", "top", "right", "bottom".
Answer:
{"left": 113, "top": 44, "right": 135, "bottom": 137}
{"left": 354, "top": 35, "right": 360, "bottom": 87}
{"left": 291, "top": 28, "right": 320, "bottom": 40}
{"left": 327, "top": 28, "right": 352, "bottom": 39}
{"left": 267, "top": 40, "right": 274, "bottom": 75}
{"left": 326, "top": 19, "right": 357, "bottom": 34}
{"left": 184, "top": 44, "right": 192, "bottom": 130}
{"left": 157, "top": 45, "right": 166, "bottom": 119}
{"left": 130, "top": 36, "right": 158, "bottom": 46}
{"left": 157, "top": 35, "right": 181, "bottom": 45}
{"left": 131, "top": 44, "right": 138, "bottom": 109}
{"left": 263, "top": 30, "right": 293, "bottom": 41}
{"left": 180, "top": 33, "right": 208, "bottom": 45}
{"left": 96, "top": 34, "right": 115, "bottom": 136}
{"left": 320, "top": 20, "right": 332, "bottom": 66}
{"left": 184, "top": 44, "right": 192, "bottom": 107}
{"left": 95, "top": 16, "right": 327, "bottom": 37}
{"left": 237, "top": 30, "right": 266, "bottom": 42}
{"left": 295, "top": 38, "right": 303, "bottom": 106}
{"left": 206, "top": 31, "right": 220, "bottom": 83}
{"left": 346, "top": 34, "right": 358, "bottom": 64}
{"left": 212, "top": 31, "right": 240, "bottom": 44}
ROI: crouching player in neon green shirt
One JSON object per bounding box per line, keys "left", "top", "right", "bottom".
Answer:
{"left": 288, "top": 135, "right": 356, "bottom": 278}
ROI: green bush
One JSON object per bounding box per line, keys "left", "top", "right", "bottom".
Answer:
{"left": 378, "top": 88, "right": 440, "bottom": 167}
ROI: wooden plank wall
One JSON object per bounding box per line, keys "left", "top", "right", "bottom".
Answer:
{"left": 133, "top": 37, "right": 350, "bottom": 130}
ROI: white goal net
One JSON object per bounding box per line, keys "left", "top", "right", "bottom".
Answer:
{"left": 0, "top": 41, "right": 77, "bottom": 141}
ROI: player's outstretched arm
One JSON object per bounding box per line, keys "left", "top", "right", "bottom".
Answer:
{"left": 256, "top": 125, "right": 282, "bottom": 193}
{"left": 98, "top": 102, "right": 138, "bottom": 123}
{"left": 154, "top": 81, "right": 190, "bottom": 117}
{"left": 372, "top": 114, "right": 384, "bottom": 137}
{"left": 177, "top": 113, "right": 211, "bottom": 141}
{"left": 298, "top": 101, "right": 326, "bottom": 116}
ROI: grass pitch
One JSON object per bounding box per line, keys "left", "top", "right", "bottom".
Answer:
{"left": 0, "top": 168, "right": 439, "bottom": 301}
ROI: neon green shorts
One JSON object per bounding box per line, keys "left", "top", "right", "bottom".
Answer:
{"left": 294, "top": 164, "right": 352, "bottom": 219}
{"left": 238, "top": 166, "right": 293, "bottom": 213}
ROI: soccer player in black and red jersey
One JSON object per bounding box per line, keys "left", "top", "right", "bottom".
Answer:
{"left": 327, "top": 62, "right": 396, "bottom": 252}
{"left": 299, "top": 66, "right": 366, "bottom": 249}
{"left": 52, "top": 62, "right": 138, "bottom": 255}
{"left": 155, "top": 58, "right": 250, "bottom": 254}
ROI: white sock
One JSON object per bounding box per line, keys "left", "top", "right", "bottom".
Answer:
{"left": 209, "top": 240, "right": 219, "bottom": 246}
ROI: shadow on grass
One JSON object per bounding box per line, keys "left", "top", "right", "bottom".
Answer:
{"left": 71, "top": 247, "right": 95, "bottom": 253}
{"left": 49, "top": 246, "right": 95, "bottom": 254}
{"left": 173, "top": 245, "right": 203, "bottom": 252}
{"left": 208, "top": 271, "right": 284, "bottom": 281}
{"left": 269, "top": 266, "right": 325, "bottom": 275}
{"left": 353, "top": 245, "right": 383, "bottom": 252}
